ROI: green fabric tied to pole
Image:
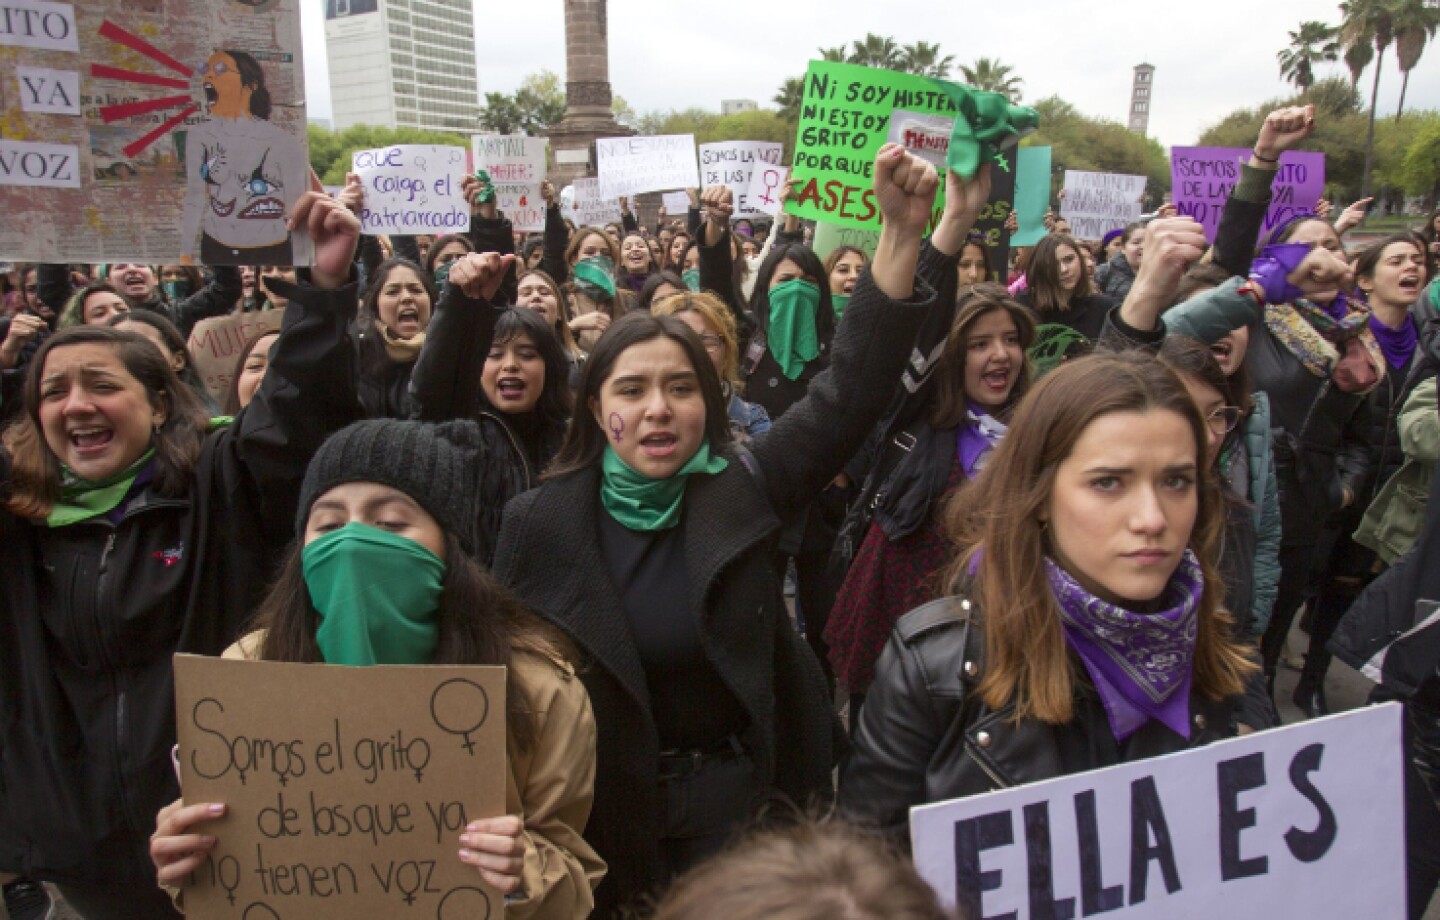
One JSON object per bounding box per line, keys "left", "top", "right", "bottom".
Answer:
{"left": 927, "top": 79, "right": 1040, "bottom": 180}
{"left": 472, "top": 168, "right": 496, "bottom": 204}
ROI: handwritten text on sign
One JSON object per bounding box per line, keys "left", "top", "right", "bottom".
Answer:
{"left": 596, "top": 134, "right": 698, "bottom": 198}
{"left": 186, "top": 309, "right": 283, "bottom": 403}
{"left": 352, "top": 145, "right": 469, "bottom": 235}
{"left": 699, "top": 141, "right": 783, "bottom": 218}
{"left": 173, "top": 654, "right": 507, "bottom": 920}
{"left": 1061, "top": 170, "right": 1147, "bottom": 239}
{"left": 910, "top": 705, "right": 1405, "bottom": 920}
{"left": 472, "top": 135, "right": 547, "bottom": 233}
{"left": 1171, "top": 147, "right": 1325, "bottom": 242}
{"left": 569, "top": 177, "right": 622, "bottom": 227}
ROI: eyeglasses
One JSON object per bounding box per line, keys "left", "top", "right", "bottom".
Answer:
{"left": 1207, "top": 406, "right": 1243, "bottom": 436}
{"left": 697, "top": 333, "right": 722, "bottom": 352}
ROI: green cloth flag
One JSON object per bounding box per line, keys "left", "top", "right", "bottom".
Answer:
{"left": 1012, "top": 146, "right": 1052, "bottom": 247}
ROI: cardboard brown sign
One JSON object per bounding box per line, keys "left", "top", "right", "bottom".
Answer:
{"left": 186, "top": 310, "right": 284, "bottom": 404}
{"left": 173, "top": 654, "right": 506, "bottom": 920}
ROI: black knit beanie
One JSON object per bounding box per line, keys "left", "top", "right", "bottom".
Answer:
{"left": 296, "top": 419, "right": 481, "bottom": 554}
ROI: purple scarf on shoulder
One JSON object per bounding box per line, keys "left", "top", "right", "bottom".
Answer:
{"left": 1044, "top": 551, "right": 1203, "bottom": 742}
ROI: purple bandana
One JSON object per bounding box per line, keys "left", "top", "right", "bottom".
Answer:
{"left": 955, "top": 404, "right": 1007, "bottom": 477}
{"left": 1368, "top": 313, "right": 1417, "bottom": 370}
{"left": 1045, "top": 551, "right": 1203, "bottom": 742}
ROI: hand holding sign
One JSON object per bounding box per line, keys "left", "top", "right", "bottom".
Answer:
{"left": 457, "top": 815, "right": 525, "bottom": 895}
{"left": 1254, "top": 104, "right": 1316, "bottom": 164}
{"left": 288, "top": 179, "right": 361, "bottom": 291}
{"left": 336, "top": 172, "right": 364, "bottom": 216}
{"left": 151, "top": 800, "right": 226, "bottom": 884}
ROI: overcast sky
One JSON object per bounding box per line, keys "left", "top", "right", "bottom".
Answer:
{"left": 300, "top": 0, "right": 1440, "bottom": 151}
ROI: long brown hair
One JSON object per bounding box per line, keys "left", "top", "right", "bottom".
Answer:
{"left": 1026, "top": 232, "right": 1094, "bottom": 313}
{"left": 517, "top": 268, "right": 583, "bottom": 359}
{"left": 943, "top": 351, "right": 1253, "bottom": 724}
{"left": 250, "top": 529, "right": 568, "bottom": 754}
{"left": 4, "top": 326, "right": 210, "bottom": 519}
{"left": 928, "top": 285, "right": 1036, "bottom": 428}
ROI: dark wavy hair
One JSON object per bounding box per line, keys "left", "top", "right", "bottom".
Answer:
{"left": 358, "top": 257, "right": 436, "bottom": 375}
{"left": 546, "top": 311, "right": 732, "bottom": 478}
{"left": 3, "top": 325, "right": 210, "bottom": 518}
{"left": 225, "top": 50, "right": 271, "bottom": 120}
{"left": 638, "top": 270, "right": 687, "bottom": 312}
{"left": 485, "top": 307, "right": 574, "bottom": 424}
{"left": 424, "top": 233, "right": 474, "bottom": 277}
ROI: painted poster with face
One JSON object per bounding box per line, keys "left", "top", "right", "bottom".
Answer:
{"left": 0, "top": 1, "right": 311, "bottom": 264}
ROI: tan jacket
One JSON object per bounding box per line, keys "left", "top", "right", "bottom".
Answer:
{"left": 222, "top": 632, "right": 605, "bottom": 919}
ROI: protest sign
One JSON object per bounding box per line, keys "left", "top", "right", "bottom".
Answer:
{"left": 352, "top": 145, "right": 470, "bottom": 236}
{"left": 0, "top": 0, "right": 312, "bottom": 264}
{"left": 662, "top": 190, "right": 691, "bottom": 215}
{"left": 472, "top": 134, "right": 547, "bottom": 233}
{"left": 596, "top": 134, "right": 699, "bottom": 198}
{"left": 186, "top": 309, "right": 284, "bottom": 403}
{"left": 972, "top": 154, "right": 1016, "bottom": 283}
{"left": 1060, "top": 170, "right": 1147, "bottom": 239}
{"left": 744, "top": 163, "right": 788, "bottom": 217}
{"left": 911, "top": 704, "right": 1405, "bottom": 920}
{"left": 173, "top": 654, "right": 507, "bottom": 920}
{"left": 1012, "top": 146, "right": 1052, "bottom": 247}
{"left": 699, "top": 140, "right": 784, "bottom": 218}
{"left": 813, "top": 221, "right": 881, "bottom": 260}
{"left": 569, "top": 177, "right": 623, "bottom": 227}
{"left": 1171, "top": 147, "right": 1325, "bottom": 241}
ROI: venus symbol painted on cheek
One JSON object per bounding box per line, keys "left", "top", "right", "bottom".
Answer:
{"left": 608, "top": 412, "right": 625, "bottom": 442}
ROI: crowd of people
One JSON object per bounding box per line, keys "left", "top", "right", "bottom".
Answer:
{"left": 2, "top": 100, "right": 1440, "bottom": 920}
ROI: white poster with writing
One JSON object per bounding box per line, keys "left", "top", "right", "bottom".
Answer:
{"left": 568, "top": 177, "right": 622, "bottom": 227}
{"left": 352, "top": 144, "right": 469, "bottom": 236}
{"left": 743, "top": 163, "right": 788, "bottom": 217}
{"left": 1060, "top": 170, "right": 1148, "bottom": 239}
{"left": 472, "top": 134, "right": 547, "bottom": 233}
{"left": 699, "top": 140, "right": 783, "bottom": 218}
{"left": 596, "top": 134, "right": 698, "bottom": 198}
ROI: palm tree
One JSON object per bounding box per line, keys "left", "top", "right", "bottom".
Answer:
{"left": 773, "top": 77, "right": 804, "bottom": 123}
{"left": 900, "top": 41, "right": 954, "bottom": 78}
{"left": 849, "top": 33, "right": 901, "bottom": 69}
{"left": 960, "top": 57, "right": 1024, "bottom": 101}
{"left": 817, "top": 44, "right": 848, "bottom": 63}
{"left": 1340, "top": 0, "right": 1397, "bottom": 196}
{"left": 1392, "top": 0, "right": 1440, "bottom": 119}
{"left": 1278, "top": 20, "right": 1340, "bottom": 91}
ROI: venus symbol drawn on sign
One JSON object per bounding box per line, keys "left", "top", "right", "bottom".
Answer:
{"left": 429, "top": 678, "right": 490, "bottom": 755}
{"left": 757, "top": 168, "right": 781, "bottom": 207}
{"left": 437, "top": 886, "right": 492, "bottom": 920}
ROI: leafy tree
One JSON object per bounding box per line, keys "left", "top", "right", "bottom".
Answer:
{"left": 1024, "top": 96, "right": 1170, "bottom": 202}
{"left": 479, "top": 92, "right": 524, "bottom": 135}
{"left": 1278, "top": 21, "right": 1340, "bottom": 91}
{"left": 308, "top": 125, "right": 470, "bottom": 185}
{"left": 1399, "top": 115, "right": 1440, "bottom": 200}
{"left": 960, "top": 58, "right": 1024, "bottom": 102}
{"left": 1392, "top": 0, "right": 1440, "bottom": 119}
{"left": 848, "top": 33, "right": 901, "bottom": 69}
{"left": 1340, "top": 0, "right": 1397, "bottom": 195}
{"left": 900, "top": 41, "right": 954, "bottom": 79}
{"left": 478, "top": 70, "right": 566, "bottom": 136}
{"left": 773, "top": 77, "right": 804, "bottom": 123}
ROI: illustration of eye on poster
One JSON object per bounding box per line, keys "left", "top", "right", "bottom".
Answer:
{"left": 0, "top": 0, "right": 312, "bottom": 266}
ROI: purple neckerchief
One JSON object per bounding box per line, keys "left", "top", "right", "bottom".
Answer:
{"left": 1369, "top": 312, "right": 1417, "bottom": 370}
{"left": 105, "top": 460, "right": 156, "bottom": 525}
{"left": 1044, "top": 551, "right": 1203, "bottom": 743}
{"left": 622, "top": 271, "right": 648, "bottom": 294}
{"left": 954, "top": 404, "right": 1007, "bottom": 477}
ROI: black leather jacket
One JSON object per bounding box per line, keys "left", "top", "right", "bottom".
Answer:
{"left": 839, "top": 597, "right": 1237, "bottom": 840}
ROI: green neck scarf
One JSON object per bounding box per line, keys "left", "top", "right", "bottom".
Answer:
{"left": 47, "top": 448, "right": 155, "bottom": 528}
{"left": 573, "top": 255, "right": 617, "bottom": 301}
{"left": 682, "top": 267, "right": 701, "bottom": 292}
{"left": 600, "top": 440, "right": 729, "bottom": 531}
{"left": 302, "top": 522, "right": 445, "bottom": 666}
{"left": 766, "top": 278, "right": 821, "bottom": 380}
{"left": 831, "top": 292, "right": 850, "bottom": 320}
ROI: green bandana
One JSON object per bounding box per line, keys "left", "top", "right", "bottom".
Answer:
{"left": 831, "top": 292, "right": 850, "bottom": 320}
{"left": 927, "top": 79, "right": 1040, "bottom": 180}
{"left": 766, "top": 278, "right": 821, "bottom": 380}
{"left": 682, "top": 267, "right": 701, "bottom": 292}
{"left": 600, "top": 440, "right": 729, "bottom": 531}
{"left": 302, "top": 522, "right": 445, "bottom": 666}
{"left": 573, "top": 255, "right": 617, "bottom": 301}
{"left": 472, "top": 169, "right": 496, "bottom": 204}
{"left": 47, "top": 448, "right": 155, "bottom": 528}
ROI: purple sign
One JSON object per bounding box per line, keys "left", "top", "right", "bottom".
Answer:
{"left": 1171, "top": 147, "right": 1325, "bottom": 242}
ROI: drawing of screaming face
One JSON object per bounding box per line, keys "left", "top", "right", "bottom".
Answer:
{"left": 200, "top": 51, "right": 252, "bottom": 119}
{"left": 201, "top": 141, "right": 286, "bottom": 221}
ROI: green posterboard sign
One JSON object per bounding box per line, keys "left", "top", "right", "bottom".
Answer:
{"left": 1012, "top": 146, "right": 1052, "bottom": 247}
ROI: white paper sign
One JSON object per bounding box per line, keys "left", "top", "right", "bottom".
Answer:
{"left": 744, "top": 164, "right": 788, "bottom": 217}
{"left": 352, "top": 144, "right": 469, "bottom": 235}
{"left": 596, "top": 134, "right": 698, "bottom": 198}
{"left": 1060, "top": 169, "right": 1148, "bottom": 239}
{"left": 472, "top": 134, "right": 547, "bottom": 233}
{"left": 698, "top": 140, "right": 784, "bottom": 218}
{"left": 0, "top": 138, "right": 79, "bottom": 188}
{"left": 887, "top": 110, "right": 952, "bottom": 171}
{"left": 16, "top": 65, "right": 78, "bottom": 114}
{"left": 569, "top": 177, "right": 622, "bottom": 227}
{"left": 0, "top": 1, "right": 78, "bottom": 52}
{"left": 910, "top": 705, "right": 1405, "bottom": 920}
{"left": 661, "top": 190, "right": 690, "bottom": 215}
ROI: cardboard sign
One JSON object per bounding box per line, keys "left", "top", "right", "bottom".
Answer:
{"left": 698, "top": 140, "right": 783, "bottom": 218}
{"left": 910, "top": 705, "right": 1405, "bottom": 920}
{"left": 744, "top": 164, "right": 788, "bottom": 217}
{"left": 472, "top": 134, "right": 547, "bottom": 233}
{"left": 353, "top": 144, "right": 470, "bottom": 236}
{"left": 1061, "top": 170, "right": 1147, "bottom": 240}
{"left": 569, "top": 177, "right": 622, "bottom": 227}
{"left": 1012, "top": 146, "right": 1052, "bottom": 247}
{"left": 596, "top": 134, "right": 699, "bottom": 198}
{"left": 813, "top": 221, "right": 881, "bottom": 260}
{"left": 0, "top": 0, "right": 312, "bottom": 264}
{"left": 186, "top": 309, "right": 284, "bottom": 403}
{"left": 173, "top": 654, "right": 507, "bottom": 920}
{"left": 1171, "top": 148, "right": 1325, "bottom": 241}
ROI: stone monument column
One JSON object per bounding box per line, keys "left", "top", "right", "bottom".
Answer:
{"left": 547, "top": 0, "right": 632, "bottom": 189}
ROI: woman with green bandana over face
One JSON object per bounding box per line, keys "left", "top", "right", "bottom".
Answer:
{"left": 148, "top": 418, "right": 605, "bottom": 920}
{"left": 493, "top": 143, "right": 941, "bottom": 916}
{"left": 0, "top": 183, "right": 364, "bottom": 919}
{"left": 825, "top": 246, "right": 869, "bottom": 320}
{"left": 560, "top": 228, "right": 635, "bottom": 354}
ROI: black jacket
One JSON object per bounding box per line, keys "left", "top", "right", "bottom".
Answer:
{"left": 1094, "top": 251, "right": 1137, "bottom": 300}
{"left": 0, "top": 274, "right": 362, "bottom": 888}
{"left": 493, "top": 269, "right": 936, "bottom": 914}
{"left": 1015, "top": 290, "right": 1117, "bottom": 343}
{"left": 839, "top": 597, "right": 1238, "bottom": 840}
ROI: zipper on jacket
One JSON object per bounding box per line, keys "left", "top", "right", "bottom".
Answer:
{"left": 963, "top": 735, "right": 1011, "bottom": 789}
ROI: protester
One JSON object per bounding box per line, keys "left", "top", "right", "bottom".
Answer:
{"left": 222, "top": 328, "right": 279, "bottom": 415}
{"left": 492, "top": 143, "right": 940, "bottom": 915}
{"left": 1094, "top": 221, "right": 1144, "bottom": 299}
{"left": 356, "top": 256, "right": 434, "bottom": 417}
{"left": 104, "top": 262, "right": 242, "bottom": 336}
{"left": 109, "top": 309, "right": 219, "bottom": 414}
{"left": 638, "top": 270, "right": 688, "bottom": 312}
{"left": 543, "top": 222, "right": 632, "bottom": 353}
{"left": 57, "top": 280, "right": 129, "bottom": 328}
{"left": 957, "top": 235, "right": 990, "bottom": 286}
{"left": 619, "top": 230, "right": 658, "bottom": 294}
{"left": 515, "top": 267, "right": 587, "bottom": 381}
{"left": 823, "top": 246, "right": 867, "bottom": 319}
{"left": 148, "top": 417, "right": 605, "bottom": 919}
{"left": 1356, "top": 376, "right": 1439, "bottom": 564}
{"left": 651, "top": 291, "right": 772, "bottom": 443}
{"left": 1016, "top": 232, "right": 1117, "bottom": 341}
